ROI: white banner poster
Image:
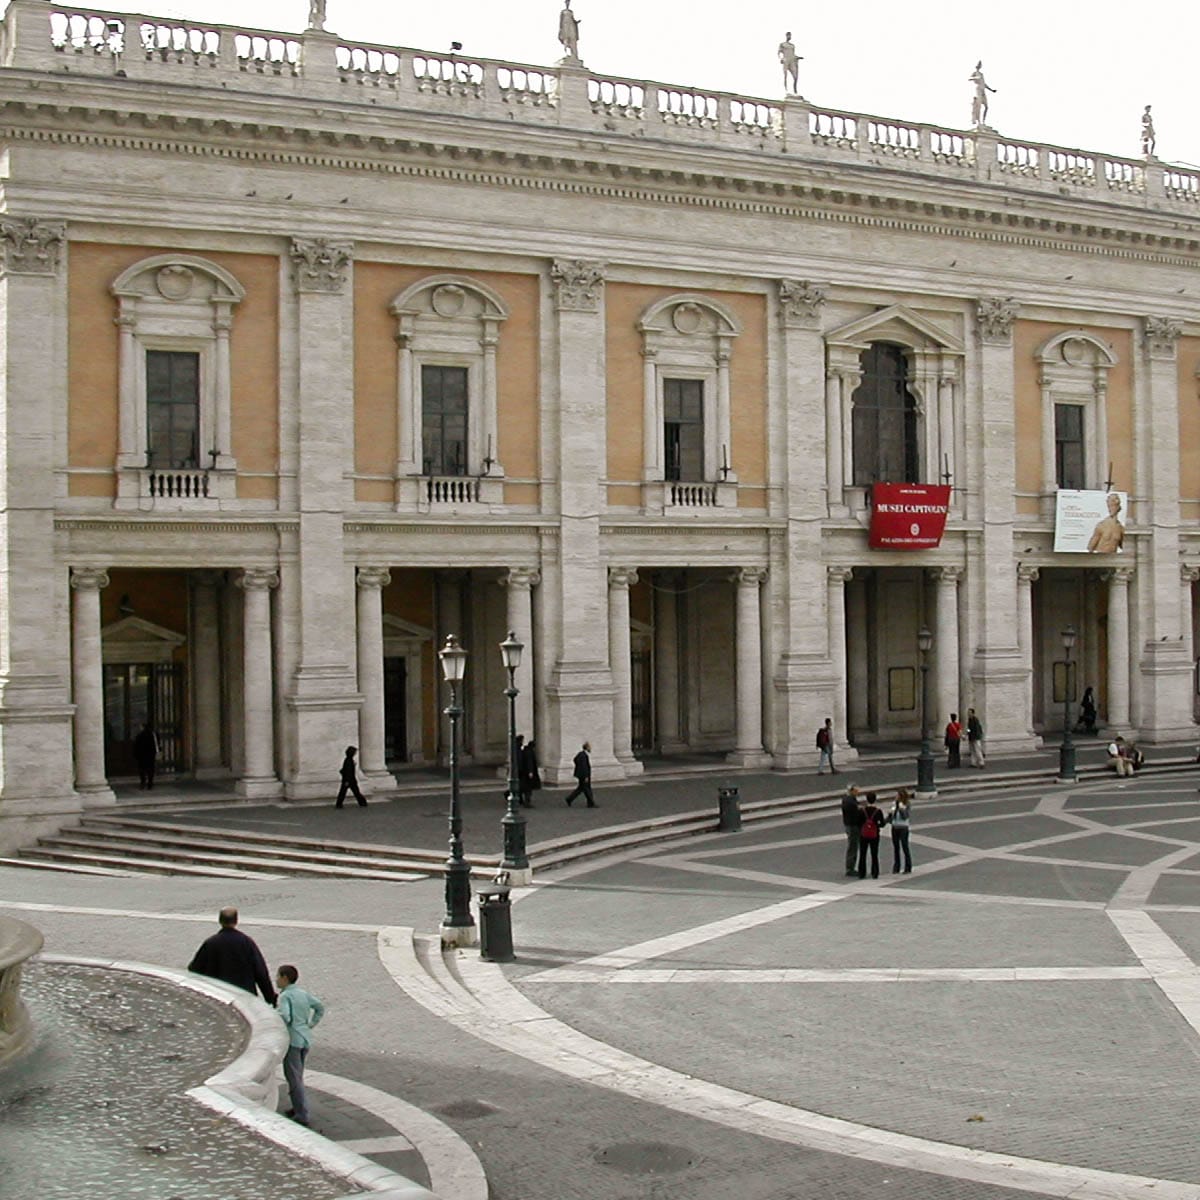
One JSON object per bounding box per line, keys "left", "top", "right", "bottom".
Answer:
{"left": 1053, "top": 489, "right": 1128, "bottom": 554}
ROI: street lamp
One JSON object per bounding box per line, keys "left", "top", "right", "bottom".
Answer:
{"left": 1058, "top": 624, "right": 1077, "bottom": 783}
{"left": 438, "top": 634, "right": 476, "bottom": 947}
{"left": 916, "top": 625, "right": 937, "bottom": 798}
{"left": 499, "top": 630, "right": 531, "bottom": 885}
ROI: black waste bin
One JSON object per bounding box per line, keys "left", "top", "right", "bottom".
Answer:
{"left": 477, "top": 885, "right": 514, "bottom": 962}
{"left": 717, "top": 785, "right": 742, "bottom": 832}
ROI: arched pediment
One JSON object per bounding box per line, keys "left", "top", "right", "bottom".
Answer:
{"left": 389, "top": 275, "right": 509, "bottom": 322}
{"left": 825, "top": 304, "right": 963, "bottom": 355}
{"left": 111, "top": 254, "right": 245, "bottom": 303}
{"left": 637, "top": 294, "right": 742, "bottom": 337}
{"left": 1035, "top": 330, "right": 1118, "bottom": 368}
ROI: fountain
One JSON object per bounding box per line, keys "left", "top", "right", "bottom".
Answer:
{"left": 0, "top": 914, "right": 42, "bottom": 1067}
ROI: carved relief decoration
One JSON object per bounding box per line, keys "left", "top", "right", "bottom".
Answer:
{"left": 550, "top": 258, "right": 605, "bottom": 311}
{"left": 0, "top": 217, "right": 66, "bottom": 277}
{"left": 1143, "top": 316, "right": 1182, "bottom": 359}
{"left": 290, "top": 237, "right": 353, "bottom": 293}
{"left": 975, "top": 296, "right": 1019, "bottom": 344}
{"left": 777, "top": 279, "right": 826, "bottom": 327}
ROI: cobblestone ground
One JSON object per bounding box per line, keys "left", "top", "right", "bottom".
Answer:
{"left": 4, "top": 768, "right": 1200, "bottom": 1198}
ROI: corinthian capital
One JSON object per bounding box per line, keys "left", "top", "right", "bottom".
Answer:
{"left": 777, "top": 278, "right": 826, "bottom": 328}
{"left": 1143, "top": 316, "right": 1182, "bottom": 360}
{"left": 975, "top": 296, "right": 1018, "bottom": 345}
{"left": 0, "top": 217, "right": 66, "bottom": 277}
{"left": 290, "top": 237, "right": 353, "bottom": 293}
{"left": 550, "top": 259, "right": 605, "bottom": 311}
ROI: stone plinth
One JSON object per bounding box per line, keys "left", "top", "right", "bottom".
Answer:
{"left": 0, "top": 915, "right": 43, "bottom": 1066}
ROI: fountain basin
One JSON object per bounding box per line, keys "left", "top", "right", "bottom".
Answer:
{"left": 0, "top": 914, "right": 43, "bottom": 1066}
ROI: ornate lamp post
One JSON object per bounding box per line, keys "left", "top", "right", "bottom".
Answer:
{"left": 916, "top": 625, "right": 937, "bottom": 799}
{"left": 499, "top": 630, "right": 531, "bottom": 885}
{"left": 438, "top": 634, "right": 476, "bottom": 947}
{"left": 1058, "top": 624, "right": 1078, "bottom": 783}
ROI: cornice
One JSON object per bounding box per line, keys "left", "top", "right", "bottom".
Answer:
{"left": 3, "top": 91, "right": 1200, "bottom": 267}
{"left": 55, "top": 517, "right": 297, "bottom": 533}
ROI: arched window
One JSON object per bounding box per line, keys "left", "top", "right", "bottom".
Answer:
{"left": 851, "top": 343, "right": 918, "bottom": 485}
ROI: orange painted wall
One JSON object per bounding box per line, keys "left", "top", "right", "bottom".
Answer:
{"left": 67, "top": 243, "right": 280, "bottom": 498}
{"left": 1012, "top": 321, "right": 1133, "bottom": 497}
{"left": 353, "top": 264, "right": 541, "bottom": 495}
{"left": 604, "top": 285, "right": 767, "bottom": 489}
{"left": 1180, "top": 337, "right": 1200, "bottom": 521}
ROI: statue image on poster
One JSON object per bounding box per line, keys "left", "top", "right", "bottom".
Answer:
{"left": 1053, "top": 489, "right": 1128, "bottom": 553}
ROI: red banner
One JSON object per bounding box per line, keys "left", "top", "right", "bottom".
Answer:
{"left": 868, "top": 483, "right": 951, "bottom": 550}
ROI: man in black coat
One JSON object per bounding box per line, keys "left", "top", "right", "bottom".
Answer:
{"left": 564, "top": 741, "right": 596, "bottom": 807}
{"left": 840, "top": 785, "right": 862, "bottom": 877}
{"left": 188, "top": 907, "right": 277, "bottom": 1004}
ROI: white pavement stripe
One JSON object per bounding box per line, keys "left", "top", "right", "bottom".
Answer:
{"left": 1106, "top": 910, "right": 1200, "bottom": 1043}
{"left": 524, "top": 966, "right": 1153, "bottom": 984}
{"left": 308, "top": 1070, "right": 488, "bottom": 1200}
{"left": 1109, "top": 844, "right": 1200, "bottom": 908}
{"left": 339, "top": 1135, "right": 415, "bottom": 1154}
{"left": 380, "top": 929, "right": 1200, "bottom": 1200}
{"left": 0, "top": 900, "right": 383, "bottom": 933}
{"left": 524, "top": 892, "right": 844, "bottom": 979}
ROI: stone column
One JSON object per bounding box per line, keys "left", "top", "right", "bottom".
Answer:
{"left": 504, "top": 568, "right": 539, "bottom": 739}
{"left": 968, "top": 297, "right": 1034, "bottom": 750}
{"left": 728, "top": 567, "right": 772, "bottom": 767}
{"left": 654, "top": 573, "right": 684, "bottom": 753}
{"left": 1181, "top": 566, "right": 1199, "bottom": 666}
{"left": 211, "top": 305, "right": 235, "bottom": 470}
{"left": 1017, "top": 565, "right": 1039, "bottom": 736}
{"left": 70, "top": 569, "right": 114, "bottom": 806}
{"left": 825, "top": 567, "right": 852, "bottom": 749}
{"left": 437, "top": 572, "right": 466, "bottom": 764}
{"left": 190, "top": 571, "right": 224, "bottom": 777}
{"left": 544, "top": 260, "right": 619, "bottom": 781}
{"left": 355, "top": 567, "right": 393, "bottom": 788}
{"left": 845, "top": 573, "right": 869, "bottom": 736}
{"left": 608, "top": 568, "right": 640, "bottom": 769}
{"left": 283, "top": 238, "right": 362, "bottom": 797}
{"left": 1105, "top": 567, "right": 1134, "bottom": 733}
{"left": 934, "top": 567, "right": 961, "bottom": 725}
{"left": 236, "top": 569, "right": 281, "bottom": 797}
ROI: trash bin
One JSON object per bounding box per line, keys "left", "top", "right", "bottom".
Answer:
{"left": 717, "top": 785, "right": 741, "bottom": 832}
{"left": 477, "top": 885, "right": 514, "bottom": 962}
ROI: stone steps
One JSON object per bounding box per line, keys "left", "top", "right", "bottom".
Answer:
{"left": 14, "top": 844, "right": 282, "bottom": 878}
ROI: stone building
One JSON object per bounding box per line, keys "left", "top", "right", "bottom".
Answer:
{"left": 0, "top": 0, "right": 1197, "bottom": 849}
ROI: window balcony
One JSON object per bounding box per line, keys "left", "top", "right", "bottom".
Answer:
{"left": 114, "top": 465, "right": 235, "bottom": 511}
{"left": 397, "top": 474, "right": 505, "bottom": 513}
{"left": 640, "top": 480, "right": 738, "bottom": 515}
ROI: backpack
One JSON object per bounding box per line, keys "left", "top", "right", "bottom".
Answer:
{"left": 861, "top": 812, "right": 878, "bottom": 839}
{"left": 816, "top": 727, "right": 830, "bottom": 749}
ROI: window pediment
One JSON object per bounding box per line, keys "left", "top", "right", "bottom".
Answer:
{"left": 101, "top": 616, "right": 186, "bottom": 664}
{"left": 825, "top": 305, "right": 963, "bottom": 356}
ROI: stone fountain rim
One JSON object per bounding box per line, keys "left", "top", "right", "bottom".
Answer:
{"left": 0, "top": 914, "right": 44, "bottom": 971}
{"left": 33, "top": 954, "right": 433, "bottom": 1200}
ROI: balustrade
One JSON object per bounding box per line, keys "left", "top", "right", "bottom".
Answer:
{"left": 997, "top": 141, "right": 1040, "bottom": 177}
{"left": 145, "top": 468, "right": 211, "bottom": 500}
{"left": 657, "top": 86, "right": 718, "bottom": 129}
{"left": 810, "top": 110, "right": 857, "bottom": 148}
{"left": 337, "top": 43, "right": 401, "bottom": 89}
{"left": 411, "top": 52, "right": 484, "bottom": 97}
{"left": 426, "top": 476, "right": 482, "bottom": 505}
{"left": 589, "top": 77, "right": 645, "bottom": 121}
{"left": 867, "top": 119, "right": 920, "bottom": 158}
{"left": 668, "top": 482, "right": 719, "bottom": 508}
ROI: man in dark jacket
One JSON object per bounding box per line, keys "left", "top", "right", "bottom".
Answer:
{"left": 188, "top": 907, "right": 277, "bottom": 1004}
{"left": 841, "top": 785, "right": 862, "bottom": 877}
{"left": 335, "top": 745, "right": 366, "bottom": 808}
{"left": 564, "top": 741, "right": 596, "bottom": 807}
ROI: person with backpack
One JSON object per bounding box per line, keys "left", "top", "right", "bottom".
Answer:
{"left": 944, "top": 713, "right": 963, "bottom": 769}
{"left": 857, "top": 791, "right": 884, "bottom": 880}
{"left": 816, "top": 717, "right": 836, "bottom": 775}
{"left": 888, "top": 788, "right": 912, "bottom": 873}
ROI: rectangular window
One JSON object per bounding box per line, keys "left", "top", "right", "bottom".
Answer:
{"left": 663, "top": 378, "right": 704, "bottom": 482}
{"left": 146, "top": 350, "right": 199, "bottom": 469}
{"left": 1055, "top": 403, "right": 1085, "bottom": 489}
{"left": 421, "top": 365, "right": 468, "bottom": 476}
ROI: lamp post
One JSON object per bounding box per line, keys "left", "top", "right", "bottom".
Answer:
{"left": 438, "top": 634, "right": 476, "bottom": 947}
{"left": 1058, "top": 624, "right": 1077, "bottom": 783}
{"left": 916, "top": 625, "right": 937, "bottom": 799}
{"left": 499, "top": 630, "right": 532, "bottom": 885}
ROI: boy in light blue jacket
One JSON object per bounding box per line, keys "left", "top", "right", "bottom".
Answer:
{"left": 276, "top": 964, "right": 325, "bottom": 1126}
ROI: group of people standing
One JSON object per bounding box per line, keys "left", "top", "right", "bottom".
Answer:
{"left": 943, "top": 709, "right": 986, "bottom": 769}
{"left": 841, "top": 786, "right": 913, "bottom": 878}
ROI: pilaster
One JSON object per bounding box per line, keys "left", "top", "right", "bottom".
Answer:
{"left": 236, "top": 568, "right": 282, "bottom": 798}
{"left": 1104, "top": 567, "right": 1134, "bottom": 735}
{"left": 355, "top": 567, "right": 394, "bottom": 789}
{"left": 608, "top": 567, "right": 642, "bottom": 774}
{"left": 69, "top": 568, "right": 114, "bottom": 808}
{"left": 728, "top": 567, "right": 773, "bottom": 768}
{"left": 503, "top": 568, "right": 539, "bottom": 741}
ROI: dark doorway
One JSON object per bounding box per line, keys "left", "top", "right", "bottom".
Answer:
{"left": 631, "top": 647, "right": 652, "bottom": 754}
{"left": 384, "top": 656, "right": 408, "bottom": 762}
{"left": 103, "top": 662, "right": 184, "bottom": 776}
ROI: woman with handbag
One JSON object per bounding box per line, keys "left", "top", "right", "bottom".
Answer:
{"left": 889, "top": 789, "right": 912, "bottom": 874}
{"left": 857, "top": 792, "right": 884, "bottom": 880}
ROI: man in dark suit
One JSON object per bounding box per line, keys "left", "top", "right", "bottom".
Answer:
{"left": 564, "top": 741, "right": 596, "bottom": 807}
{"left": 188, "top": 907, "right": 277, "bottom": 1004}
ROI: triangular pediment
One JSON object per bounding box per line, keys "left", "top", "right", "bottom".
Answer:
{"left": 101, "top": 616, "right": 186, "bottom": 664}
{"left": 382, "top": 615, "right": 435, "bottom": 641}
{"left": 826, "top": 304, "right": 963, "bottom": 354}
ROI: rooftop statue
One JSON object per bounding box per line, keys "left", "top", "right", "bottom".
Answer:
{"left": 558, "top": 0, "right": 581, "bottom": 64}
{"left": 1141, "top": 105, "right": 1156, "bottom": 159}
{"left": 778, "top": 32, "right": 802, "bottom": 97}
{"left": 307, "top": 0, "right": 326, "bottom": 32}
{"left": 969, "top": 60, "right": 995, "bottom": 129}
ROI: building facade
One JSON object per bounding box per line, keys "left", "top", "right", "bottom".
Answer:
{"left": 1, "top": 0, "right": 1198, "bottom": 849}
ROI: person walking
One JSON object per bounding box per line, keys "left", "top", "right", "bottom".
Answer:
{"left": 188, "top": 907, "right": 277, "bottom": 1004}
{"left": 857, "top": 791, "right": 883, "bottom": 880}
{"left": 966, "top": 708, "right": 985, "bottom": 768}
{"left": 517, "top": 736, "right": 541, "bottom": 808}
{"left": 133, "top": 722, "right": 159, "bottom": 790}
{"left": 1079, "top": 687, "right": 1098, "bottom": 735}
{"left": 944, "top": 713, "right": 962, "bottom": 768}
{"left": 564, "top": 741, "right": 596, "bottom": 807}
{"left": 275, "top": 963, "right": 324, "bottom": 1127}
{"left": 889, "top": 788, "right": 913, "bottom": 873}
{"left": 816, "top": 718, "right": 837, "bottom": 775}
{"left": 840, "top": 785, "right": 862, "bottom": 877}
{"left": 335, "top": 745, "right": 366, "bottom": 808}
